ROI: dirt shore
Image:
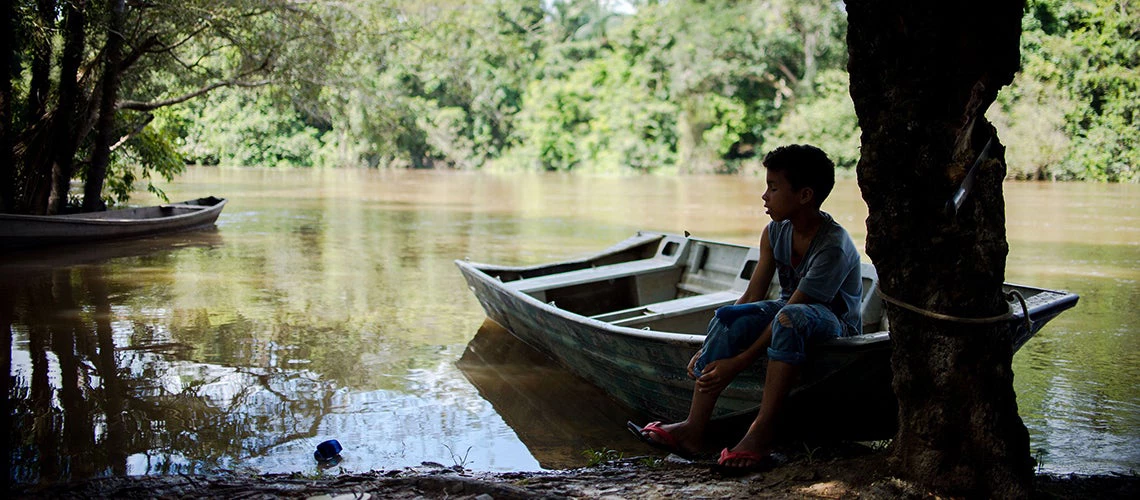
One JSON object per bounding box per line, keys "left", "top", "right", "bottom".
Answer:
{"left": 13, "top": 445, "right": 1138, "bottom": 499}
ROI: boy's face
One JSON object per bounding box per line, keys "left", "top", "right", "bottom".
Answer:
{"left": 762, "top": 169, "right": 812, "bottom": 222}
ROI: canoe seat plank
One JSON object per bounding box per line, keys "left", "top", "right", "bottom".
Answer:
{"left": 506, "top": 258, "right": 678, "bottom": 293}
{"left": 594, "top": 290, "right": 739, "bottom": 326}
{"left": 645, "top": 290, "right": 739, "bottom": 314}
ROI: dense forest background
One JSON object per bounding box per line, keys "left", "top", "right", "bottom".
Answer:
{"left": 5, "top": 0, "right": 1138, "bottom": 210}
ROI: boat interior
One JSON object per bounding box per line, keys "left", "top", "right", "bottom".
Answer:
{"left": 488, "top": 232, "right": 886, "bottom": 335}
{"left": 51, "top": 197, "right": 224, "bottom": 220}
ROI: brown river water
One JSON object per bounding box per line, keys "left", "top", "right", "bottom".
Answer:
{"left": 3, "top": 167, "right": 1137, "bottom": 485}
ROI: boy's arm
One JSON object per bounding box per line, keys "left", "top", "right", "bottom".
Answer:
{"left": 735, "top": 226, "right": 777, "bottom": 305}
{"left": 696, "top": 226, "right": 828, "bottom": 391}
{"left": 687, "top": 227, "right": 776, "bottom": 380}
{"left": 696, "top": 289, "right": 815, "bottom": 393}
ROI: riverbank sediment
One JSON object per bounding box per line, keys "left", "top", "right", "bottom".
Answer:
{"left": 15, "top": 446, "right": 1137, "bottom": 499}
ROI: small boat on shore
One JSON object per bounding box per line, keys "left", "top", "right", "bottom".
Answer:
{"left": 456, "top": 231, "right": 1080, "bottom": 440}
{"left": 0, "top": 196, "right": 226, "bottom": 251}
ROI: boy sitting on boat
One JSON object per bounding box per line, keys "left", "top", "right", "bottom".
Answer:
{"left": 629, "top": 144, "right": 863, "bottom": 473}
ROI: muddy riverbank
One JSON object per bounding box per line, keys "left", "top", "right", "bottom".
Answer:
{"left": 15, "top": 445, "right": 1137, "bottom": 499}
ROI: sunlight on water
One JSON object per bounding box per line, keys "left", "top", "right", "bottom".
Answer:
{"left": 3, "top": 168, "right": 1137, "bottom": 485}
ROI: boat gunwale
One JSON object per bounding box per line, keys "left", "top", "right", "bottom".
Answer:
{"left": 457, "top": 231, "right": 1080, "bottom": 353}
{"left": 0, "top": 198, "right": 226, "bottom": 226}
{"left": 456, "top": 257, "right": 899, "bottom": 351}
{"left": 457, "top": 258, "right": 708, "bottom": 346}
{"left": 1003, "top": 282, "right": 1080, "bottom": 319}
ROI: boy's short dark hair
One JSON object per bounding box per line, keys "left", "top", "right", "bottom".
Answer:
{"left": 763, "top": 144, "right": 835, "bottom": 207}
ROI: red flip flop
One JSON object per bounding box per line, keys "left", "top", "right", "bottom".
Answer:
{"left": 712, "top": 448, "right": 776, "bottom": 475}
{"left": 626, "top": 421, "right": 695, "bottom": 458}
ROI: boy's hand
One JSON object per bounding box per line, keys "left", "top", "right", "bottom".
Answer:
{"left": 696, "top": 355, "right": 748, "bottom": 394}
{"left": 686, "top": 349, "right": 703, "bottom": 380}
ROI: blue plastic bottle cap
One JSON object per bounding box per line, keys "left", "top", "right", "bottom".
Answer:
{"left": 314, "top": 439, "right": 343, "bottom": 462}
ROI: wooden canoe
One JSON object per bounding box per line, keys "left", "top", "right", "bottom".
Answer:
{"left": 0, "top": 196, "right": 226, "bottom": 250}
{"left": 456, "top": 231, "right": 1079, "bottom": 440}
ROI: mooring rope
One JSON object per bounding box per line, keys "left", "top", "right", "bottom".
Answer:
{"left": 876, "top": 287, "right": 1032, "bottom": 333}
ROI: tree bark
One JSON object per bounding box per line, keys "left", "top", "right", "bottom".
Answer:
{"left": 0, "top": 0, "right": 15, "bottom": 213}
{"left": 84, "top": 0, "right": 127, "bottom": 212}
{"left": 46, "top": 0, "right": 88, "bottom": 215}
{"left": 845, "top": 1, "right": 1032, "bottom": 497}
{"left": 0, "top": 2, "right": 12, "bottom": 479}
{"left": 25, "top": 0, "right": 58, "bottom": 126}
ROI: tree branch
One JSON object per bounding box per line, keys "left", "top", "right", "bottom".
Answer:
{"left": 109, "top": 113, "right": 153, "bottom": 152}
{"left": 120, "top": 33, "right": 161, "bottom": 72}
{"left": 116, "top": 78, "right": 271, "bottom": 112}
{"left": 776, "top": 62, "right": 799, "bottom": 87}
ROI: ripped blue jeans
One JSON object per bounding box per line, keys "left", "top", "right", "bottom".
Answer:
{"left": 692, "top": 299, "right": 845, "bottom": 376}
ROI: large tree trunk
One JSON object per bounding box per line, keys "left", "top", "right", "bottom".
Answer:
{"left": 0, "top": 4, "right": 12, "bottom": 460}
{"left": 46, "top": 0, "right": 88, "bottom": 215}
{"left": 10, "top": 0, "right": 59, "bottom": 215}
{"left": 0, "top": 0, "right": 14, "bottom": 213}
{"left": 25, "top": 0, "right": 58, "bottom": 126}
{"left": 845, "top": 1, "right": 1033, "bottom": 497}
{"left": 84, "top": 0, "right": 127, "bottom": 212}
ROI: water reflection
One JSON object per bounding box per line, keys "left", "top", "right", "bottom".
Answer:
{"left": 456, "top": 320, "right": 650, "bottom": 469}
{"left": 5, "top": 236, "right": 341, "bottom": 481}
{"left": 4, "top": 235, "right": 233, "bottom": 485}
{"left": 3, "top": 222, "right": 543, "bottom": 487}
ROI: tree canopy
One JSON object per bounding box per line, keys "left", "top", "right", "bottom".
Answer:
{"left": 3, "top": 0, "right": 1136, "bottom": 212}
{"left": 169, "top": 0, "right": 1135, "bottom": 180}
{"left": 3, "top": 0, "right": 335, "bottom": 213}
{"left": 996, "top": 0, "right": 1140, "bottom": 182}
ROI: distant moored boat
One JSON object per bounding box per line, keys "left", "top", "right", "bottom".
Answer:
{"left": 0, "top": 196, "right": 227, "bottom": 250}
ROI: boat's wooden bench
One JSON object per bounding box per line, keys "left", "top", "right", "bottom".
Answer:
{"left": 592, "top": 290, "right": 739, "bottom": 326}
{"left": 506, "top": 258, "right": 679, "bottom": 293}
{"left": 597, "top": 262, "right": 882, "bottom": 330}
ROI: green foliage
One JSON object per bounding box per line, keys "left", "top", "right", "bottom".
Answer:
{"left": 79, "top": 0, "right": 1133, "bottom": 182}
{"left": 74, "top": 112, "right": 186, "bottom": 208}
{"left": 3, "top": 0, "right": 340, "bottom": 213}
{"left": 638, "top": 456, "right": 662, "bottom": 468}
{"left": 178, "top": 88, "right": 323, "bottom": 167}
{"left": 1001, "top": 0, "right": 1140, "bottom": 181}
{"left": 106, "top": 124, "right": 186, "bottom": 204}
{"left": 582, "top": 447, "right": 623, "bottom": 467}
{"left": 764, "top": 69, "right": 860, "bottom": 170}
{"left": 443, "top": 444, "right": 473, "bottom": 469}
{"left": 991, "top": 78, "right": 1073, "bottom": 180}
{"left": 501, "top": 42, "right": 679, "bottom": 173}
{"left": 169, "top": 0, "right": 546, "bottom": 169}
{"left": 160, "top": 0, "right": 861, "bottom": 174}
{"left": 115, "top": 0, "right": 339, "bottom": 170}
{"left": 497, "top": 0, "right": 850, "bottom": 173}
{"left": 665, "top": 0, "right": 846, "bottom": 171}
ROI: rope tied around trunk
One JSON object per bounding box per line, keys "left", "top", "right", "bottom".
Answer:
{"left": 876, "top": 288, "right": 1031, "bottom": 333}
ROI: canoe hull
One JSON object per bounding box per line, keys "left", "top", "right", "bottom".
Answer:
{"left": 0, "top": 196, "right": 226, "bottom": 250}
{"left": 461, "top": 266, "right": 898, "bottom": 439}
{"left": 456, "top": 231, "right": 1078, "bottom": 441}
